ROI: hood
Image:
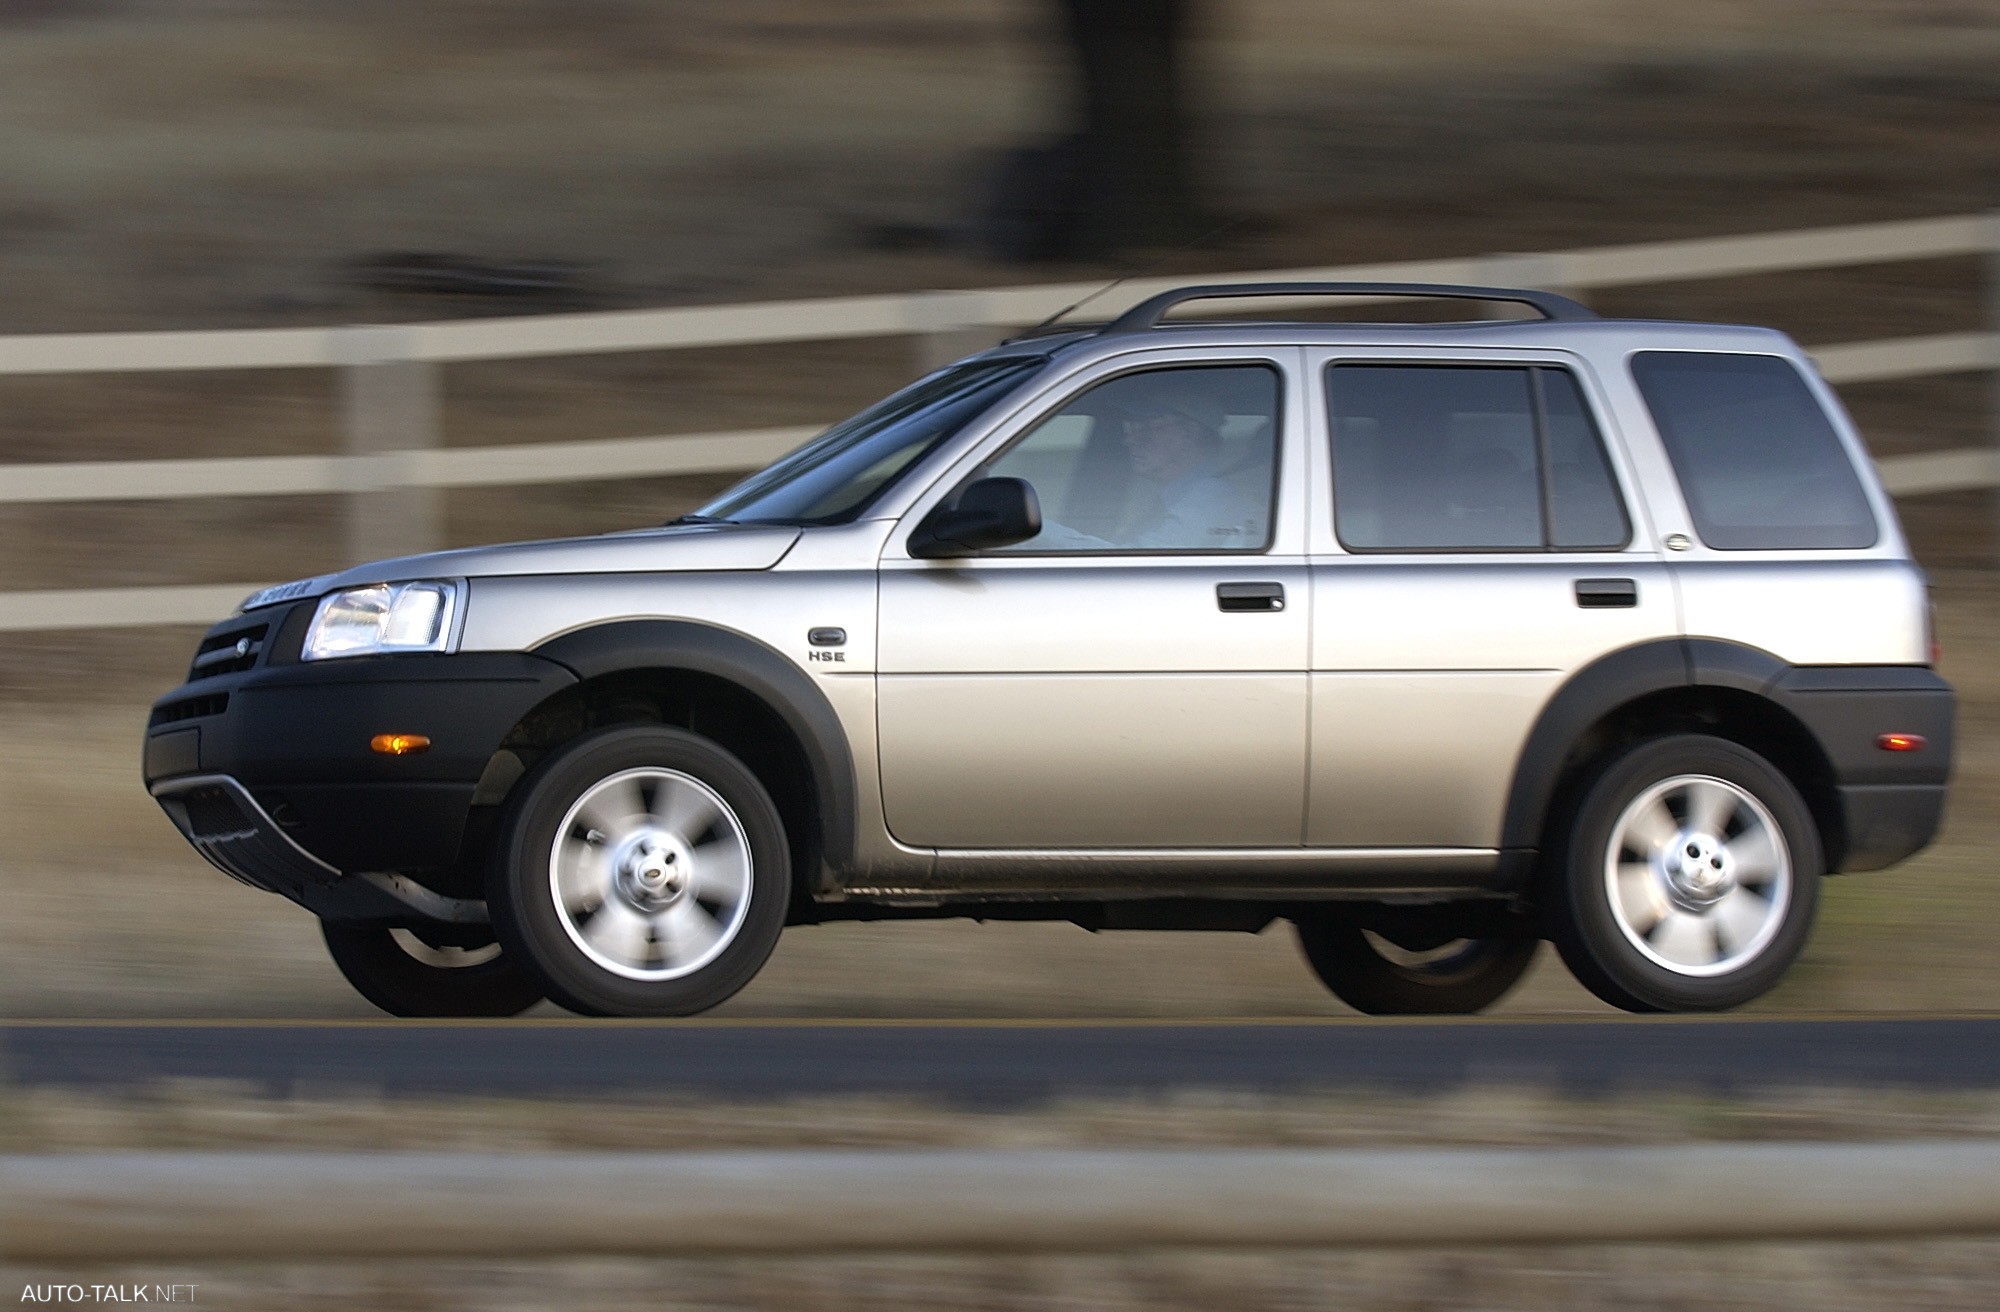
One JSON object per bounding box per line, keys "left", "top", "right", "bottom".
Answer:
{"left": 241, "top": 523, "right": 801, "bottom": 612}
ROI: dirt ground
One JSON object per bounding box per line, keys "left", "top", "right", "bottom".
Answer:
{"left": 14, "top": 1236, "right": 2000, "bottom": 1311}
{"left": 0, "top": 1, "right": 1997, "bottom": 1018}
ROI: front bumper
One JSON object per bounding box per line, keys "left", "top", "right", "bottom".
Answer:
{"left": 150, "top": 774, "right": 493, "bottom": 922}
{"left": 144, "top": 606, "right": 578, "bottom": 905}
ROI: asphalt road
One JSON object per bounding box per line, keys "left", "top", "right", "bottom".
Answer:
{"left": 3, "top": 1016, "right": 1997, "bottom": 1101}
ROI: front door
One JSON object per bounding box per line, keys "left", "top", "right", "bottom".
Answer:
{"left": 877, "top": 354, "right": 1309, "bottom": 849}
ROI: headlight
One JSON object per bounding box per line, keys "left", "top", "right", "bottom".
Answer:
{"left": 302, "top": 581, "right": 462, "bottom": 661}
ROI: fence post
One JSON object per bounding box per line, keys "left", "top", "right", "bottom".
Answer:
{"left": 1986, "top": 211, "right": 2000, "bottom": 567}
{"left": 335, "top": 326, "right": 441, "bottom": 567}
{"left": 1473, "top": 252, "right": 1582, "bottom": 315}
{"left": 907, "top": 290, "right": 998, "bottom": 376}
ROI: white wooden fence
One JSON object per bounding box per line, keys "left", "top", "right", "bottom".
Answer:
{"left": 2, "top": 212, "right": 1996, "bottom": 632}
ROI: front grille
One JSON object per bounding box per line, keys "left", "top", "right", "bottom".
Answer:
{"left": 188, "top": 622, "right": 268, "bottom": 681}
{"left": 149, "top": 693, "right": 228, "bottom": 728}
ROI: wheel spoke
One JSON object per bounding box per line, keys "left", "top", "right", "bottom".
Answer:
{"left": 575, "top": 775, "right": 647, "bottom": 838}
{"left": 651, "top": 777, "right": 721, "bottom": 845}
{"left": 1725, "top": 823, "right": 1784, "bottom": 887}
{"left": 579, "top": 899, "right": 653, "bottom": 967}
{"left": 1614, "top": 861, "right": 1671, "bottom": 936}
{"left": 654, "top": 898, "right": 725, "bottom": 969}
{"left": 1622, "top": 798, "right": 1678, "bottom": 856}
{"left": 1649, "top": 910, "right": 1719, "bottom": 968}
{"left": 1684, "top": 779, "right": 1738, "bottom": 840}
{"left": 1711, "top": 886, "right": 1773, "bottom": 954}
{"left": 554, "top": 835, "right": 611, "bottom": 913}
{"left": 688, "top": 830, "right": 751, "bottom": 907}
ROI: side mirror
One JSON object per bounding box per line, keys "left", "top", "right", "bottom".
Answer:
{"left": 907, "top": 476, "right": 1042, "bottom": 558}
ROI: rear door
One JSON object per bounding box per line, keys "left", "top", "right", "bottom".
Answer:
{"left": 1304, "top": 349, "right": 1677, "bottom": 849}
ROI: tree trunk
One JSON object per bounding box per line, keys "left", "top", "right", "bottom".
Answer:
{"left": 1058, "top": 0, "right": 1207, "bottom": 258}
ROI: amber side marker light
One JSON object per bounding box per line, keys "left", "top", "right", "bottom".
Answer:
{"left": 371, "top": 733, "right": 432, "bottom": 756}
{"left": 1877, "top": 733, "right": 1927, "bottom": 753}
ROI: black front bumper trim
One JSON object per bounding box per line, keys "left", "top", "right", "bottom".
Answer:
{"left": 152, "top": 774, "right": 488, "bottom": 924}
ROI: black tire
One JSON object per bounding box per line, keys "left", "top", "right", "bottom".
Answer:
{"left": 1295, "top": 918, "right": 1538, "bottom": 1015}
{"left": 320, "top": 921, "right": 544, "bottom": 1018}
{"left": 488, "top": 725, "right": 790, "bottom": 1018}
{"left": 1548, "top": 734, "right": 1822, "bottom": 1013}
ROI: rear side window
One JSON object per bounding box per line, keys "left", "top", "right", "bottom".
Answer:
{"left": 1630, "top": 351, "right": 1877, "bottom": 550}
{"left": 1325, "top": 363, "right": 1629, "bottom": 552}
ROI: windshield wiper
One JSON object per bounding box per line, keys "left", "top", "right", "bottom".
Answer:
{"left": 667, "top": 513, "right": 736, "bottom": 527}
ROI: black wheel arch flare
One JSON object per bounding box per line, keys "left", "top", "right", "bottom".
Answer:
{"left": 1498, "top": 637, "right": 1947, "bottom": 874}
{"left": 528, "top": 620, "right": 859, "bottom": 884}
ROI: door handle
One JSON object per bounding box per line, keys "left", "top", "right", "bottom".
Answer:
{"left": 1575, "top": 577, "right": 1638, "bottom": 609}
{"left": 1217, "top": 582, "right": 1285, "bottom": 612}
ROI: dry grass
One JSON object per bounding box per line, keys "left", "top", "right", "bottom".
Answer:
{"left": 12, "top": 1241, "right": 2000, "bottom": 1311}
{"left": 0, "top": 0, "right": 1993, "bottom": 329}
{"left": 12, "top": 1082, "right": 2000, "bottom": 1154}
{"left": 9, "top": 1085, "right": 2000, "bottom": 1309}
{"left": 13, "top": 1245, "right": 2000, "bottom": 1312}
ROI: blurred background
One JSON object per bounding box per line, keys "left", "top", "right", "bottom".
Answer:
{"left": 2, "top": 0, "right": 1999, "bottom": 1018}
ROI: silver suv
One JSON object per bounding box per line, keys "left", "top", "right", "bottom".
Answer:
{"left": 143, "top": 283, "right": 1954, "bottom": 1018}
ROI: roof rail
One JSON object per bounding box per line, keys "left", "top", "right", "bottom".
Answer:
{"left": 1103, "top": 282, "right": 1598, "bottom": 333}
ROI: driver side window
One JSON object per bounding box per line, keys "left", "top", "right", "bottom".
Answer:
{"left": 980, "top": 364, "right": 1281, "bottom": 553}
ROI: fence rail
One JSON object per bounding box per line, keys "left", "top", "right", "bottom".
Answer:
{"left": 0, "top": 438, "right": 1973, "bottom": 634}
{"left": 0, "top": 425, "right": 823, "bottom": 505}
{"left": 7, "top": 1140, "right": 2000, "bottom": 1261}
{"left": 2, "top": 211, "right": 1997, "bottom": 630}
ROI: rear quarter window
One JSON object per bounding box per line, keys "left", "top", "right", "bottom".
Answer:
{"left": 1630, "top": 351, "right": 1877, "bottom": 550}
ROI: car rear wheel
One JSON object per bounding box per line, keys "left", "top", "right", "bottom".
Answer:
{"left": 1549, "top": 734, "right": 1821, "bottom": 1013}
{"left": 488, "top": 725, "right": 789, "bottom": 1018}
{"left": 319, "top": 921, "right": 544, "bottom": 1017}
{"left": 1295, "top": 917, "right": 1538, "bottom": 1014}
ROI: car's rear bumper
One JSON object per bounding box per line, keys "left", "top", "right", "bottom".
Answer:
{"left": 1836, "top": 783, "right": 1950, "bottom": 872}
{"left": 1771, "top": 666, "right": 1954, "bottom": 872}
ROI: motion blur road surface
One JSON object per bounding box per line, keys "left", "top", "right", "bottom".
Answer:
{"left": 4, "top": 1017, "right": 1994, "bottom": 1100}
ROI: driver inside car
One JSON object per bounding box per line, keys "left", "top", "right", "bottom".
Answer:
{"left": 1014, "top": 378, "right": 1264, "bottom": 552}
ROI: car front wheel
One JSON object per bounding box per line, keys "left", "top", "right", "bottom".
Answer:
{"left": 488, "top": 725, "right": 790, "bottom": 1017}
{"left": 1549, "top": 734, "right": 1821, "bottom": 1013}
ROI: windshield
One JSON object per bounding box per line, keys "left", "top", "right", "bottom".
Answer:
{"left": 690, "top": 357, "right": 1045, "bottom": 526}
